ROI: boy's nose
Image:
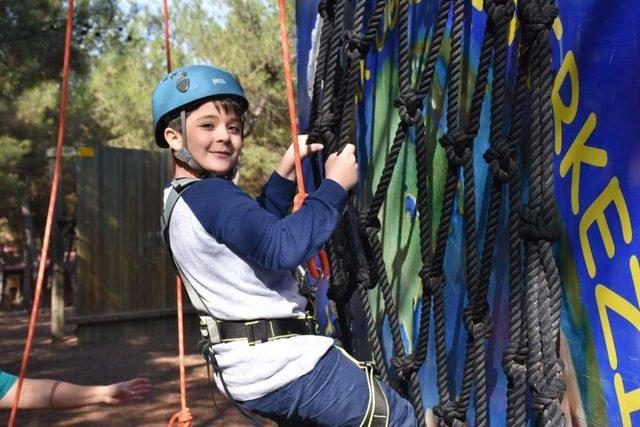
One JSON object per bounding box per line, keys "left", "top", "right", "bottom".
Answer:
{"left": 216, "top": 126, "right": 231, "bottom": 142}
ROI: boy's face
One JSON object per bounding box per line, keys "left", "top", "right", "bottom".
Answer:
{"left": 166, "top": 100, "right": 243, "bottom": 175}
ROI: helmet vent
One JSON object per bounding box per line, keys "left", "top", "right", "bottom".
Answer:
{"left": 171, "top": 71, "right": 187, "bottom": 80}
{"left": 176, "top": 78, "right": 190, "bottom": 92}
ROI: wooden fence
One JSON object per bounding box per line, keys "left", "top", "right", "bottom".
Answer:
{"left": 74, "top": 146, "right": 195, "bottom": 342}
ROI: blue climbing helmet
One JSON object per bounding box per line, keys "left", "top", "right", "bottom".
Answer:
{"left": 151, "top": 64, "right": 249, "bottom": 147}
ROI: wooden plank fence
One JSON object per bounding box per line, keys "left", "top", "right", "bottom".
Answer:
{"left": 74, "top": 146, "right": 195, "bottom": 342}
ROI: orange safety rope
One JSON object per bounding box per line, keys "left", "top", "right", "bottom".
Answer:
{"left": 162, "top": 1, "right": 193, "bottom": 426}
{"left": 8, "top": 1, "right": 75, "bottom": 425}
{"left": 277, "top": 0, "right": 330, "bottom": 279}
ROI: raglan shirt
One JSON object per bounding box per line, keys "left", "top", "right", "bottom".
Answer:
{"left": 164, "top": 172, "right": 347, "bottom": 401}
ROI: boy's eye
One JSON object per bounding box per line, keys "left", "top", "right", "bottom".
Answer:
{"left": 228, "top": 125, "right": 241, "bottom": 133}
{"left": 201, "top": 122, "right": 215, "bottom": 129}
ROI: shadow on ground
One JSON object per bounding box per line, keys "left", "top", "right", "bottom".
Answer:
{"left": 0, "top": 309, "right": 275, "bottom": 426}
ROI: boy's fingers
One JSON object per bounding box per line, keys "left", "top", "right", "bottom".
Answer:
{"left": 340, "top": 144, "right": 356, "bottom": 155}
{"left": 309, "top": 143, "right": 324, "bottom": 152}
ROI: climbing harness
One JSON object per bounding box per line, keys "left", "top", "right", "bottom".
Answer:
{"left": 336, "top": 347, "right": 391, "bottom": 427}
{"left": 303, "top": 0, "right": 565, "bottom": 425}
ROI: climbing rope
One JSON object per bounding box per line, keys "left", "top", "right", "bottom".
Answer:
{"left": 8, "top": 1, "right": 75, "bottom": 425}
{"left": 162, "top": 1, "right": 194, "bottom": 425}
{"left": 304, "top": 0, "right": 565, "bottom": 425}
{"left": 277, "top": 0, "right": 331, "bottom": 280}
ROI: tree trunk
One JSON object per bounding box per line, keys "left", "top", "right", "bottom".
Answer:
{"left": 21, "top": 197, "right": 36, "bottom": 309}
{"left": 50, "top": 184, "right": 65, "bottom": 341}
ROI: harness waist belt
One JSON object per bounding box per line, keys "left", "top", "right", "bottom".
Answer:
{"left": 201, "top": 316, "right": 317, "bottom": 346}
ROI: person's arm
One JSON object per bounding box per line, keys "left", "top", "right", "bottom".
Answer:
{"left": 256, "top": 172, "right": 297, "bottom": 218}
{"left": 185, "top": 178, "right": 347, "bottom": 271}
{"left": 0, "top": 377, "right": 151, "bottom": 410}
{"left": 183, "top": 145, "right": 357, "bottom": 272}
{"left": 256, "top": 135, "right": 324, "bottom": 218}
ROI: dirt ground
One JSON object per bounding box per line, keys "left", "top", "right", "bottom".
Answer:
{"left": 0, "top": 309, "right": 274, "bottom": 426}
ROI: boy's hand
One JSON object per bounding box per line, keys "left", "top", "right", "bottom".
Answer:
{"left": 276, "top": 134, "right": 324, "bottom": 181}
{"left": 325, "top": 144, "right": 359, "bottom": 191}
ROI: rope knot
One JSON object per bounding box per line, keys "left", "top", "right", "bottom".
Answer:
{"left": 359, "top": 209, "right": 382, "bottom": 233}
{"left": 532, "top": 363, "right": 566, "bottom": 412}
{"left": 419, "top": 258, "right": 443, "bottom": 292}
{"left": 391, "top": 355, "right": 419, "bottom": 381}
{"left": 318, "top": 0, "right": 335, "bottom": 19}
{"left": 519, "top": 1, "right": 558, "bottom": 42}
{"left": 359, "top": 264, "right": 376, "bottom": 290}
{"left": 483, "top": 143, "right": 512, "bottom": 184}
{"left": 519, "top": 206, "right": 560, "bottom": 243}
{"left": 462, "top": 308, "right": 492, "bottom": 339}
{"left": 394, "top": 91, "right": 422, "bottom": 126}
{"left": 439, "top": 129, "right": 474, "bottom": 166}
{"left": 502, "top": 342, "right": 527, "bottom": 379}
{"left": 308, "top": 113, "right": 335, "bottom": 146}
{"left": 344, "top": 31, "right": 370, "bottom": 59}
{"left": 433, "top": 400, "right": 465, "bottom": 426}
{"left": 485, "top": 0, "right": 515, "bottom": 30}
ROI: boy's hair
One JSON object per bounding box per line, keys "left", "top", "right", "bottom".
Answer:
{"left": 164, "top": 97, "right": 245, "bottom": 136}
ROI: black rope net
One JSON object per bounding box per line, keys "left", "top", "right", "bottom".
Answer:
{"left": 304, "top": 0, "right": 565, "bottom": 425}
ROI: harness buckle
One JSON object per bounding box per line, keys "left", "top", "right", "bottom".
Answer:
{"left": 245, "top": 320, "right": 269, "bottom": 345}
{"left": 199, "top": 316, "right": 221, "bottom": 345}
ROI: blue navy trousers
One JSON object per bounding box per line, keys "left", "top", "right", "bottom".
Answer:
{"left": 239, "top": 346, "right": 417, "bottom": 426}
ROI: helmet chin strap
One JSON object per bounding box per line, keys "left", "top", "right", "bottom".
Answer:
{"left": 174, "top": 110, "right": 209, "bottom": 177}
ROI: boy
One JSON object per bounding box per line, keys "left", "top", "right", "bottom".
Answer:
{"left": 152, "top": 64, "right": 416, "bottom": 426}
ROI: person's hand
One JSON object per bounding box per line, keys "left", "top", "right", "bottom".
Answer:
{"left": 276, "top": 134, "right": 324, "bottom": 181}
{"left": 101, "top": 378, "right": 152, "bottom": 404}
{"left": 291, "top": 134, "right": 323, "bottom": 160}
{"left": 325, "top": 144, "right": 359, "bottom": 191}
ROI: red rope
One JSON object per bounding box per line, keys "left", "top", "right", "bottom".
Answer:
{"left": 162, "top": 1, "right": 193, "bottom": 425}
{"left": 8, "top": 1, "right": 75, "bottom": 425}
{"left": 162, "top": 0, "right": 172, "bottom": 73}
{"left": 277, "top": 0, "right": 330, "bottom": 279}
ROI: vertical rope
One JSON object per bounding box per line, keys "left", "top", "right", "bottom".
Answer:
{"left": 277, "top": 0, "right": 330, "bottom": 279}
{"left": 8, "top": 1, "right": 74, "bottom": 425}
{"left": 162, "top": 1, "right": 194, "bottom": 426}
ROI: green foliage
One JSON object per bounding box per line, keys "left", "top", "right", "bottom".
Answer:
{"left": 0, "top": 0, "right": 295, "bottom": 245}
{"left": 171, "top": 0, "right": 296, "bottom": 194}
{"left": 0, "top": 0, "right": 117, "bottom": 245}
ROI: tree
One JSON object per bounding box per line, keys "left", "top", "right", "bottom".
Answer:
{"left": 0, "top": 0, "right": 117, "bottom": 304}
{"left": 88, "top": 0, "right": 296, "bottom": 195}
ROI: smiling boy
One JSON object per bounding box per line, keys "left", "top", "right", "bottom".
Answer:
{"left": 152, "top": 65, "right": 415, "bottom": 426}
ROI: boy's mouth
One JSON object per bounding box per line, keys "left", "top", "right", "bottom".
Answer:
{"left": 210, "top": 151, "right": 231, "bottom": 156}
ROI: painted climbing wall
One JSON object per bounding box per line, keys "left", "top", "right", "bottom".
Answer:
{"left": 296, "top": 1, "right": 640, "bottom": 426}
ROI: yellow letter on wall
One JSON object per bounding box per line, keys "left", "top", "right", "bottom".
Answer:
{"left": 579, "top": 178, "right": 632, "bottom": 278}
{"left": 595, "top": 256, "right": 640, "bottom": 370}
{"left": 614, "top": 372, "right": 640, "bottom": 427}
{"left": 559, "top": 113, "right": 607, "bottom": 214}
{"left": 552, "top": 51, "right": 579, "bottom": 154}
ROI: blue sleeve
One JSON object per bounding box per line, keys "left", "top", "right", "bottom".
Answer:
{"left": 182, "top": 177, "right": 347, "bottom": 271}
{"left": 256, "top": 172, "right": 296, "bottom": 218}
{"left": 0, "top": 370, "right": 17, "bottom": 399}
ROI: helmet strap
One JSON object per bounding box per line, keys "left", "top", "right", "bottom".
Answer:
{"left": 173, "top": 109, "right": 207, "bottom": 177}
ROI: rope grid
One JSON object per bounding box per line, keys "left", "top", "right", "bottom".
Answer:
{"left": 304, "top": 0, "right": 565, "bottom": 425}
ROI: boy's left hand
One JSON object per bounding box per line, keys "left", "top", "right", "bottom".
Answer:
{"left": 276, "top": 135, "right": 324, "bottom": 181}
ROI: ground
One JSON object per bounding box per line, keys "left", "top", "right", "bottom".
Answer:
{"left": 0, "top": 309, "right": 274, "bottom": 426}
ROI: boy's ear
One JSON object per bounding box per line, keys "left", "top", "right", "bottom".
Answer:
{"left": 164, "top": 127, "right": 183, "bottom": 151}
